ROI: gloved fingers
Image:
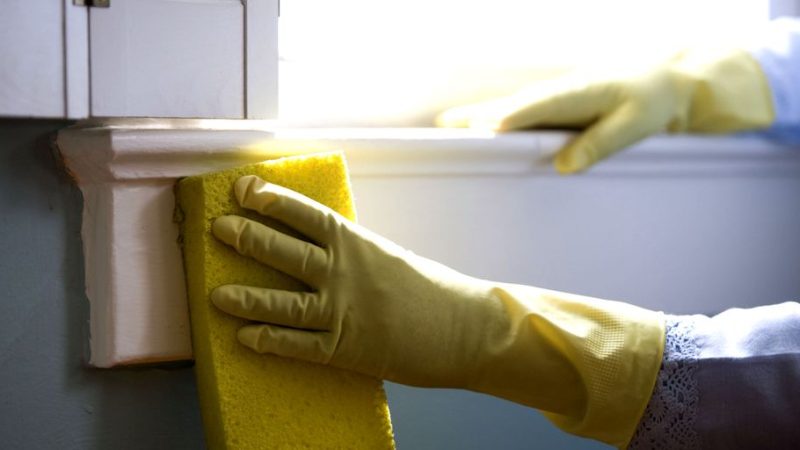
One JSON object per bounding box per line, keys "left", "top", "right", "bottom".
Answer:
{"left": 435, "top": 103, "right": 477, "bottom": 128}
{"left": 234, "top": 175, "right": 338, "bottom": 245}
{"left": 212, "top": 215, "right": 328, "bottom": 284}
{"left": 437, "top": 79, "right": 613, "bottom": 131}
{"left": 435, "top": 100, "right": 510, "bottom": 129}
{"left": 436, "top": 92, "right": 572, "bottom": 130}
{"left": 211, "top": 285, "right": 331, "bottom": 330}
{"left": 496, "top": 80, "right": 613, "bottom": 131}
{"left": 237, "top": 324, "right": 333, "bottom": 364}
{"left": 553, "top": 106, "right": 652, "bottom": 174}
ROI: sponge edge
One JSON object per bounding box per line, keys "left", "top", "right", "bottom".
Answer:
{"left": 177, "top": 152, "right": 395, "bottom": 450}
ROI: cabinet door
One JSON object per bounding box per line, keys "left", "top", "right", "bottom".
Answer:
{"left": 0, "top": 1, "right": 88, "bottom": 118}
{"left": 0, "top": 0, "right": 276, "bottom": 120}
{"left": 89, "top": 0, "right": 251, "bottom": 118}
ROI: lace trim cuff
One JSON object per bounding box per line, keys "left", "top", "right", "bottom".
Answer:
{"left": 628, "top": 315, "right": 701, "bottom": 449}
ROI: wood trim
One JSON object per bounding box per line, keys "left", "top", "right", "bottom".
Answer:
{"left": 63, "top": 120, "right": 800, "bottom": 179}
{"left": 56, "top": 120, "right": 800, "bottom": 367}
{"left": 245, "top": 0, "right": 280, "bottom": 119}
{"left": 64, "top": 0, "right": 89, "bottom": 119}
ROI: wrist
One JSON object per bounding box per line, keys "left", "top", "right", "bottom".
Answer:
{"left": 675, "top": 47, "right": 775, "bottom": 132}
{"left": 464, "top": 283, "right": 667, "bottom": 448}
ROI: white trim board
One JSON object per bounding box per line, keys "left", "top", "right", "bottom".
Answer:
{"left": 245, "top": 0, "right": 280, "bottom": 119}
{"left": 56, "top": 120, "right": 800, "bottom": 367}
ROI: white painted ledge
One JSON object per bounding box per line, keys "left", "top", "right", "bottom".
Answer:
{"left": 56, "top": 119, "right": 800, "bottom": 367}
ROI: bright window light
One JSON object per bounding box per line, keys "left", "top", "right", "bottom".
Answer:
{"left": 279, "top": 0, "right": 771, "bottom": 127}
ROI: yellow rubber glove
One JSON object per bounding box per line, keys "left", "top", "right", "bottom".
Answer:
{"left": 437, "top": 47, "right": 775, "bottom": 174}
{"left": 211, "top": 175, "right": 665, "bottom": 448}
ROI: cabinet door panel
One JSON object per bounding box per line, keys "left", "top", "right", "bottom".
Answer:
{"left": 90, "top": 0, "right": 244, "bottom": 118}
{"left": 0, "top": 2, "right": 65, "bottom": 117}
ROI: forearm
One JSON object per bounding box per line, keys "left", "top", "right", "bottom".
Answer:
{"left": 464, "top": 283, "right": 665, "bottom": 449}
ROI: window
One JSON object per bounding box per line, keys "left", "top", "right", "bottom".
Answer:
{"left": 279, "top": 0, "right": 771, "bottom": 127}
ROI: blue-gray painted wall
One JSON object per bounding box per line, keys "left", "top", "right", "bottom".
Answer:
{"left": 0, "top": 120, "right": 204, "bottom": 449}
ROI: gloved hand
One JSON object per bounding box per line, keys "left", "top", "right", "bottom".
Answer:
{"left": 211, "top": 175, "right": 665, "bottom": 448}
{"left": 437, "top": 47, "right": 775, "bottom": 173}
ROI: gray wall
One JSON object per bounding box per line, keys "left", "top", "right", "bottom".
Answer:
{"left": 0, "top": 120, "right": 203, "bottom": 449}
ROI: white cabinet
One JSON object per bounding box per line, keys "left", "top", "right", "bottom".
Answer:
{"left": 0, "top": 0, "right": 87, "bottom": 118}
{"left": 0, "top": 0, "right": 278, "bottom": 119}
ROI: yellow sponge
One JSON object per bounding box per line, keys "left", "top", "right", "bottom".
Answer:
{"left": 177, "top": 152, "right": 395, "bottom": 450}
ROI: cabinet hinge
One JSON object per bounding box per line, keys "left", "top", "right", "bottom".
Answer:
{"left": 74, "top": 0, "right": 110, "bottom": 7}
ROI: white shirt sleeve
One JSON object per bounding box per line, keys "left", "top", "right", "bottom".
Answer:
{"left": 748, "top": 18, "right": 800, "bottom": 142}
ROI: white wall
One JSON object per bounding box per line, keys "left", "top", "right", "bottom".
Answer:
{"left": 352, "top": 173, "right": 800, "bottom": 314}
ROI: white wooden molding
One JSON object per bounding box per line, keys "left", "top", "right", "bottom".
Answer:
{"left": 56, "top": 119, "right": 800, "bottom": 367}
{"left": 245, "top": 0, "right": 280, "bottom": 119}
{"left": 64, "top": 0, "right": 89, "bottom": 119}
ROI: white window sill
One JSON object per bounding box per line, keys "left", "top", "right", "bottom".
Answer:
{"left": 57, "top": 119, "right": 800, "bottom": 367}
